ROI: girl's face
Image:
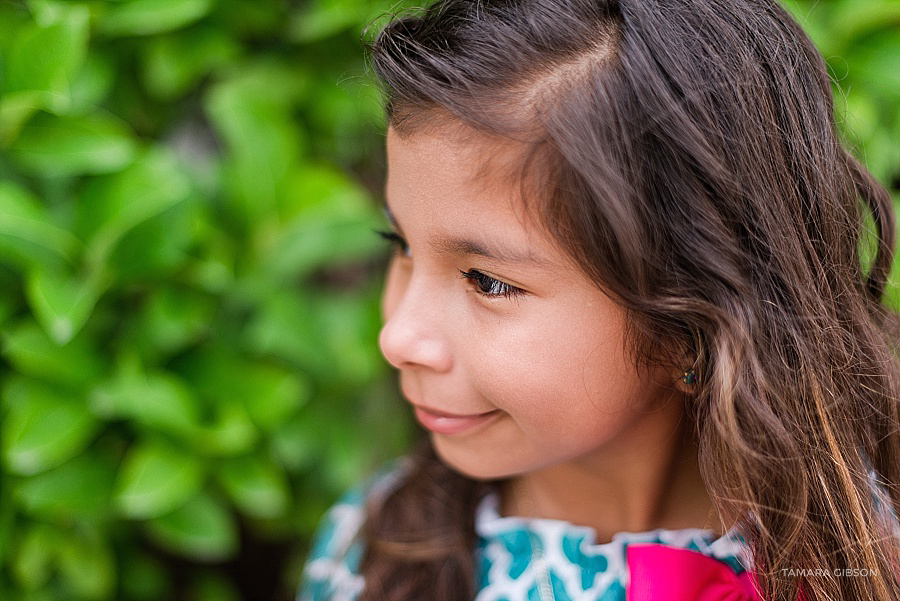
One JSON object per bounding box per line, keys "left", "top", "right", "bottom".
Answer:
{"left": 379, "top": 125, "right": 686, "bottom": 480}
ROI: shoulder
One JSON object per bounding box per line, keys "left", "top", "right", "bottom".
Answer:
{"left": 297, "top": 457, "right": 413, "bottom": 601}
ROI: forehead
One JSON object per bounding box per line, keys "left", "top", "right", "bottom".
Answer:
{"left": 385, "top": 125, "right": 573, "bottom": 271}
{"left": 386, "top": 125, "right": 538, "bottom": 224}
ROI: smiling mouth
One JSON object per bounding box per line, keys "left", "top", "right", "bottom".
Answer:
{"left": 412, "top": 404, "right": 499, "bottom": 418}
{"left": 412, "top": 406, "right": 503, "bottom": 436}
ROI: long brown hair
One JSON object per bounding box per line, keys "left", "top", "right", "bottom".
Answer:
{"left": 358, "top": 0, "right": 900, "bottom": 599}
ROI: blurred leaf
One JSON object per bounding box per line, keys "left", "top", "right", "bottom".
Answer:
{"left": 113, "top": 440, "right": 204, "bottom": 519}
{"left": 11, "top": 523, "right": 57, "bottom": 591}
{"left": 244, "top": 292, "right": 330, "bottom": 374}
{"left": 240, "top": 366, "right": 311, "bottom": 433}
{"left": 885, "top": 204, "right": 900, "bottom": 312}
{"left": 99, "top": 0, "right": 213, "bottom": 37}
{"left": 279, "top": 162, "right": 374, "bottom": 221}
{"left": 195, "top": 400, "right": 258, "bottom": 457}
{"left": 242, "top": 165, "right": 384, "bottom": 285}
{"left": 0, "top": 468, "right": 14, "bottom": 561}
{"left": 827, "top": 0, "right": 900, "bottom": 52}
{"left": 0, "top": 1, "right": 29, "bottom": 51}
{"left": 0, "top": 294, "right": 18, "bottom": 330}
{"left": 142, "top": 28, "right": 241, "bottom": 100}
{"left": 15, "top": 454, "right": 115, "bottom": 521}
{"left": 77, "top": 146, "right": 193, "bottom": 267}
{"left": 119, "top": 552, "right": 171, "bottom": 601}
{"left": 308, "top": 290, "right": 384, "bottom": 386}
{"left": 180, "top": 349, "right": 310, "bottom": 433}
{"left": 91, "top": 368, "right": 202, "bottom": 439}
{"left": 288, "top": 0, "right": 365, "bottom": 43}
{"left": 261, "top": 212, "right": 384, "bottom": 282}
{"left": 10, "top": 112, "right": 138, "bottom": 177}
{"left": 145, "top": 491, "right": 238, "bottom": 561}
{"left": 0, "top": 318, "right": 104, "bottom": 388}
{"left": 2, "top": 3, "right": 90, "bottom": 114}
{"left": 57, "top": 529, "right": 116, "bottom": 600}
{"left": 25, "top": 266, "right": 107, "bottom": 345}
{"left": 204, "top": 61, "right": 308, "bottom": 224}
{"left": 108, "top": 193, "right": 197, "bottom": 280}
{"left": 270, "top": 416, "right": 318, "bottom": 473}
{"left": 218, "top": 455, "right": 290, "bottom": 519}
{"left": 129, "top": 286, "right": 215, "bottom": 359}
{"left": 845, "top": 34, "right": 900, "bottom": 100}
{"left": 0, "top": 181, "right": 82, "bottom": 272}
{"left": 206, "top": 0, "right": 287, "bottom": 37}
{"left": 68, "top": 52, "right": 115, "bottom": 114}
{"left": 187, "top": 572, "right": 241, "bottom": 601}
{"left": 0, "top": 90, "right": 45, "bottom": 147}
{"left": 1, "top": 377, "right": 97, "bottom": 476}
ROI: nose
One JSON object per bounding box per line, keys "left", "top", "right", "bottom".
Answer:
{"left": 378, "top": 268, "right": 453, "bottom": 373}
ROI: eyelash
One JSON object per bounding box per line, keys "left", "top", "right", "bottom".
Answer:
{"left": 374, "top": 228, "right": 525, "bottom": 301}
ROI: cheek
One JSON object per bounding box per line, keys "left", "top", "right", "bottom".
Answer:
{"left": 471, "top": 311, "right": 643, "bottom": 429}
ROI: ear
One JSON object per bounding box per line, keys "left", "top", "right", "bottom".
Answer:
{"left": 671, "top": 362, "right": 700, "bottom": 395}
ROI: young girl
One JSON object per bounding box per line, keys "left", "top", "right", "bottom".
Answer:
{"left": 299, "top": 0, "right": 900, "bottom": 599}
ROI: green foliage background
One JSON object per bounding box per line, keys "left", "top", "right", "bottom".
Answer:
{"left": 0, "top": 0, "right": 897, "bottom": 599}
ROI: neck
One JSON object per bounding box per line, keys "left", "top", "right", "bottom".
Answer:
{"left": 497, "top": 401, "right": 725, "bottom": 543}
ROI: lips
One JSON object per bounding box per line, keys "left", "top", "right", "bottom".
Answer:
{"left": 412, "top": 405, "right": 502, "bottom": 435}
{"left": 412, "top": 404, "right": 496, "bottom": 419}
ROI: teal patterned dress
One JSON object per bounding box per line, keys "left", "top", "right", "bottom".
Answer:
{"left": 297, "top": 459, "right": 898, "bottom": 601}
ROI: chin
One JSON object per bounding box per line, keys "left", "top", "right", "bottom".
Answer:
{"left": 430, "top": 434, "right": 532, "bottom": 482}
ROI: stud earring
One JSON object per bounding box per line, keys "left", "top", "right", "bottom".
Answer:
{"left": 680, "top": 368, "right": 698, "bottom": 386}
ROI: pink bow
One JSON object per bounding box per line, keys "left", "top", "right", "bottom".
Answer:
{"left": 626, "top": 544, "right": 765, "bottom": 601}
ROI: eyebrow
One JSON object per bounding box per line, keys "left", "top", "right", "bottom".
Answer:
{"left": 381, "top": 202, "right": 554, "bottom": 267}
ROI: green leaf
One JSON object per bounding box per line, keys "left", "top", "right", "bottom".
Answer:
{"left": 2, "top": 4, "right": 90, "bottom": 113}
{"left": 288, "top": 0, "right": 363, "bottom": 43}
{"left": 180, "top": 350, "right": 310, "bottom": 432}
{"left": 244, "top": 292, "right": 330, "bottom": 374}
{"left": 10, "top": 112, "right": 138, "bottom": 177}
{"left": 99, "top": 0, "right": 213, "bottom": 36}
{"left": 1, "top": 377, "right": 97, "bottom": 476}
{"left": 0, "top": 90, "right": 44, "bottom": 147}
{"left": 203, "top": 62, "right": 307, "bottom": 224}
{"left": 194, "top": 400, "right": 258, "bottom": 457}
{"left": 113, "top": 441, "right": 204, "bottom": 519}
{"left": 0, "top": 318, "right": 105, "bottom": 388}
{"left": 129, "top": 286, "right": 214, "bottom": 359}
{"left": 827, "top": 0, "right": 900, "bottom": 52}
{"left": 244, "top": 165, "right": 384, "bottom": 284}
{"left": 90, "top": 369, "right": 201, "bottom": 439}
{"left": 0, "top": 468, "right": 14, "bottom": 561}
{"left": 187, "top": 573, "right": 241, "bottom": 601}
{"left": 25, "top": 266, "right": 107, "bottom": 345}
{"left": 885, "top": 204, "right": 900, "bottom": 312}
{"left": 15, "top": 454, "right": 115, "bottom": 521}
{"left": 270, "top": 417, "right": 318, "bottom": 472}
{"left": 146, "top": 491, "right": 237, "bottom": 560}
{"left": 261, "top": 212, "right": 384, "bottom": 282}
{"left": 278, "top": 163, "right": 374, "bottom": 222}
{"left": 108, "top": 193, "right": 196, "bottom": 280}
{"left": 68, "top": 52, "right": 115, "bottom": 114}
{"left": 0, "top": 181, "right": 82, "bottom": 271}
{"left": 77, "top": 146, "right": 192, "bottom": 267}
{"left": 142, "top": 28, "right": 241, "bottom": 100}
{"left": 218, "top": 455, "right": 290, "bottom": 519}
{"left": 11, "top": 523, "right": 58, "bottom": 591}
{"left": 239, "top": 365, "right": 310, "bottom": 433}
{"left": 56, "top": 529, "right": 116, "bottom": 600}
{"left": 0, "top": 294, "right": 18, "bottom": 330}
{"left": 119, "top": 552, "right": 171, "bottom": 601}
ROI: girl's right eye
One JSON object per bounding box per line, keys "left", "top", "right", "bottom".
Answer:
{"left": 374, "top": 228, "right": 411, "bottom": 258}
